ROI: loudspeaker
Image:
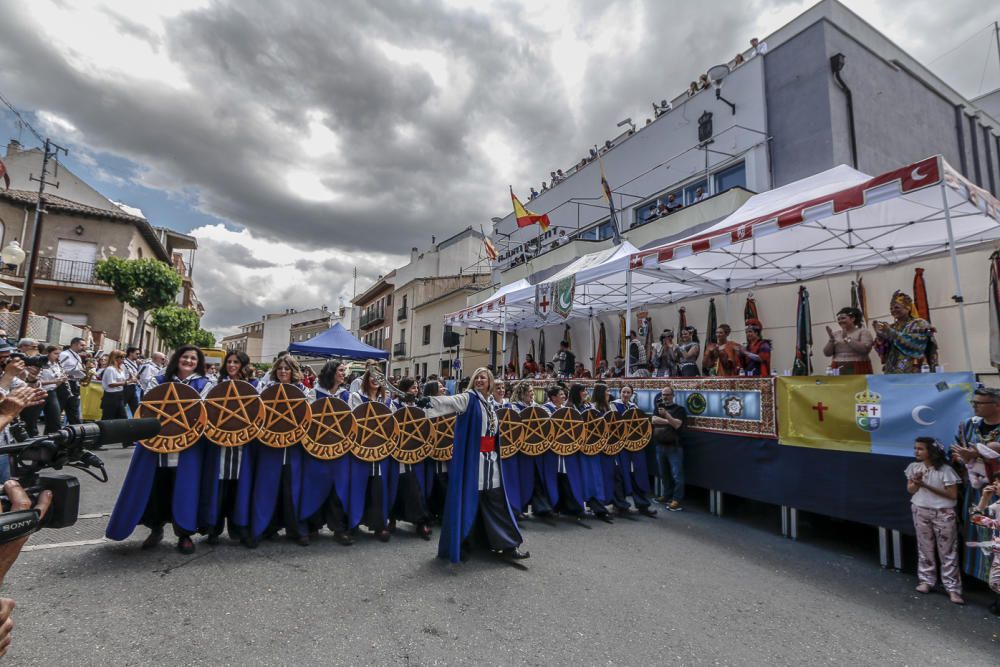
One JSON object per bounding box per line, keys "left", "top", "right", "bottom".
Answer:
{"left": 443, "top": 331, "right": 460, "bottom": 347}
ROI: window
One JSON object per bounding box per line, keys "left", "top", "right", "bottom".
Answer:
{"left": 399, "top": 328, "right": 406, "bottom": 343}
{"left": 421, "top": 363, "right": 427, "bottom": 379}
{"left": 714, "top": 162, "right": 746, "bottom": 193}
{"left": 422, "top": 325, "right": 431, "bottom": 345}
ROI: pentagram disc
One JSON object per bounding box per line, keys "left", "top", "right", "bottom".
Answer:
{"left": 579, "top": 408, "right": 608, "bottom": 455}
{"left": 136, "top": 382, "right": 206, "bottom": 454}
{"left": 549, "top": 406, "right": 583, "bottom": 456}
{"left": 203, "top": 380, "right": 263, "bottom": 447}
{"left": 304, "top": 396, "right": 356, "bottom": 460}
{"left": 351, "top": 401, "right": 399, "bottom": 462}
{"left": 393, "top": 406, "right": 433, "bottom": 464}
{"left": 496, "top": 407, "right": 524, "bottom": 460}
{"left": 518, "top": 406, "right": 552, "bottom": 456}
{"left": 259, "top": 383, "right": 311, "bottom": 448}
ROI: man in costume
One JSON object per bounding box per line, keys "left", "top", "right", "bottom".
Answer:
{"left": 420, "top": 367, "right": 528, "bottom": 563}
{"left": 741, "top": 319, "right": 771, "bottom": 377}
{"left": 874, "top": 290, "right": 937, "bottom": 373}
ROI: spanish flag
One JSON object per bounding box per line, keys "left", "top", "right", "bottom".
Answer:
{"left": 511, "top": 187, "right": 550, "bottom": 231}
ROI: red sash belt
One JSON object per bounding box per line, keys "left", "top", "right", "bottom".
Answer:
{"left": 479, "top": 436, "right": 496, "bottom": 453}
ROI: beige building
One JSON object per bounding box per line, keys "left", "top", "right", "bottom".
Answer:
{"left": 353, "top": 272, "right": 394, "bottom": 358}
{"left": 0, "top": 141, "right": 202, "bottom": 351}
{"left": 219, "top": 320, "right": 264, "bottom": 363}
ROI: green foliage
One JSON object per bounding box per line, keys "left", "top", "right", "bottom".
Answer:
{"left": 94, "top": 257, "right": 183, "bottom": 312}
{"left": 252, "top": 362, "right": 272, "bottom": 372}
{"left": 150, "top": 305, "right": 203, "bottom": 351}
{"left": 192, "top": 328, "right": 216, "bottom": 348}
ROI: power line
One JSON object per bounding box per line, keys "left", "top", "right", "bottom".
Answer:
{"left": 926, "top": 22, "right": 993, "bottom": 66}
{"left": 0, "top": 90, "right": 44, "bottom": 146}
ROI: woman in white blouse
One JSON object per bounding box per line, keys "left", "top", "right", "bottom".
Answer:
{"left": 100, "top": 349, "right": 130, "bottom": 420}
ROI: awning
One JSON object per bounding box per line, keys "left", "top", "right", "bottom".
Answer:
{"left": 288, "top": 322, "right": 389, "bottom": 360}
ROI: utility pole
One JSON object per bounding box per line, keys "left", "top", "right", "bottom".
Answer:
{"left": 19, "top": 138, "right": 68, "bottom": 340}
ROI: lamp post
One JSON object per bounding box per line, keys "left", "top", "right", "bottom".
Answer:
{"left": 0, "top": 240, "right": 26, "bottom": 331}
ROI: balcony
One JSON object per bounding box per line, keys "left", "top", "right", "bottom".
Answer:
{"left": 397, "top": 305, "right": 408, "bottom": 321}
{"left": 359, "top": 308, "right": 385, "bottom": 329}
{"left": 37, "top": 257, "right": 107, "bottom": 286}
{"left": 393, "top": 342, "right": 406, "bottom": 357}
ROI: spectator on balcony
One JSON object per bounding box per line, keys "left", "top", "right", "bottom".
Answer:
{"left": 656, "top": 203, "right": 669, "bottom": 217}
{"left": 541, "top": 181, "right": 548, "bottom": 193}
{"left": 698, "top": 74, "right": 711, "bottom": 90}
{"left": 693, "top": 187, "right": 706, "bottom": 203}
{"left": 572, "top": 362, "right": 592, "bottom": 379}
{"left": 609, "top": 355, "right": 626, "bottom": 378}
{"left": 556, "top": 169, "right": 565, "bottom": 181}
{"left": 522, "top": 353, "right": 539, "bottom": 378}
{"left": 688, "top": 81, "right": 699, "bottom": 97}
{"left": 665, "top": 193, "right": 682, "bottom": 213}
{"left": 750, "top": 37, "right": 768, "bottom": 57}
{"left": 529, "top": 187, "right": 539, "bottom": 200}
{"left": 594, "top": 359, "right": 609, "bottom": 378}
{"left": 550, "top": 171, "right": 558, "bottom": 185}
{"left": 589, "top": 148, "right": 598, "bottom": 160}
{"left": 644, "top": 205, "right": 659, "bottom": 223}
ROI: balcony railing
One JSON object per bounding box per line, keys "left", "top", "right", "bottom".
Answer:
{"left": 393, "top": 342, "right": 406, "bottom": 357}
{"left": 360, "top": 308, "right": 385, "bottom": 329}
{"left": 36, "top": 257, "right": 104, "bottom": 286}
{"left": 397, "top": 306, "right": 408, "bottom": 321}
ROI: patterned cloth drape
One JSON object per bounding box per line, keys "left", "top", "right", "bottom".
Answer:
{"left": 744, "top": 295, "right": 758, "bottom": 323}
{"left": 913, "top": 267, "right": 931, "bottom": 322}
{"left": 990, "top": 252, "right": 1000, "bottom": 367}
{"left": 703, "top": 298, "right": 717, "bottom": 372}
{"left": 792, "top": 286, "right": 812, "bottom": 376}
{"left": 596, "top": 322, "right": 607, "bottom": 373}
{"left": 678, "top": 307, "right": 687, "bottom": 332}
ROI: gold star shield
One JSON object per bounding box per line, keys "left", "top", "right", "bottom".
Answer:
{"left": 203, "top": 380, "right": 263, "bottom": 447}
{"left": 351, "top": 401, "right": 399, "bottom": 463}
{"left": 259, "top": 383, "right": 312, "bottom": 448}
{"left": 393, "top": 406, "right": 432, "bottom": 464}
{"left": 602, "top": 410, "right": 626, "bottom": 455}
{"left": 622, "top": 407, "right": 652, "bottom": 452}
{"left": 496, "top": 407, "right": 524, "bottom": 460}
{"left": 136, "top": 382, "right": 206, "bottom": 454}
{"left": 304, "top": 396, "right": 356, "bottom": 460}
{"left": 518, "top": 406, "right": 553, "bottom": 456}
{"left": 549, "top": 406, "right": 583, "bottom": 456}
{"left": 579, "top": 408, "right": 609, "bottom": 455}
{"left": 427, "top": 415, "right": 456, "bottom": 462}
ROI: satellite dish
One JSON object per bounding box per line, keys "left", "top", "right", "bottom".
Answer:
{"left": 707, "top": 64, "right": 731, "bottom": 83}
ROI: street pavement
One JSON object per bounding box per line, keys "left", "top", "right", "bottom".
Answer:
{"left": 4, "top": 447, "right": 999, "bottom": 666}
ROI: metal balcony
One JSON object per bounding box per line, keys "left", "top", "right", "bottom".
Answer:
{"left": 397, "top": 306, "right": 408, "bottom": 321}
{"left": 393, "top": 342, "right": 406, "bottom": 357}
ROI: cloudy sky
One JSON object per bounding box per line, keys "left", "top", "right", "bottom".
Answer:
{"left": 0, "top": 0, "right": 996, "bottom": 336}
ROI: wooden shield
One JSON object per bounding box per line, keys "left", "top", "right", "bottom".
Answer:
{"left": 497, "top": 407, "right": 524, "bottom": 460}
{"left": 428, "top": 415, "right": 456, "bottom": 462}
{"left": 602, "top": 410, "right": 626, "bottom": 455}
{"left": 549, "top": 406, "right": 583, "bottom": 456}
{"left": 136, "top": 382, "right": 206, "bottom": 454}
{"left": 519, "top": 405, "right": 553, "bottom": 456}
{"left": 352, "top": 401, "right": 399, "bottom": 462}
{"left": 259, "top": 383, "right": 311, "bottom": 448}
{"left": 304, "top": 396, "right": 356, "bottom": 460}
{"left": 203, "top": 380, "right": 263, "bottom": 447}
{"left": 579, "top": 408, "right": 608, "bottom": 456}
{"left": 393, "top": 406, "right": 432, "bottom": 464}
{"left": 622, "top": 407, "right": 653, "bottom": 452}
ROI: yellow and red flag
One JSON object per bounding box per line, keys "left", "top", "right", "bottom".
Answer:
{"left": 483, "top": 237, "right": 498, "bottom": 261}
{"left": 511, "top": 187, "right": 550, "bottom": 231}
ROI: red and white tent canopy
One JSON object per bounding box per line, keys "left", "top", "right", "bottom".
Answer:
{"left": 628, "top": 155, "right": 1000, "bottom": 292}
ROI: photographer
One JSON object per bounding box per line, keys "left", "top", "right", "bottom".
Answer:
{"left": 13, "top": 339, "right": 45, "bottom": 437}
{"left": 652, "top": 386, "right": 687, "bottom": 512}
{"left": 0, "top": 479, "right": 53, "bottom": 658}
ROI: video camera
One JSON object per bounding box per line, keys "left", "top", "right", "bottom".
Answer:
{"left": 0, "top": 418, "right": 160, "bottom": 543}
{"left": 7, "top": 351, "right": 48, "bottom": 369}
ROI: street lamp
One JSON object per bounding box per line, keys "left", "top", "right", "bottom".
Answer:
{"left": 1, "top": 240, "right": 25, "bottom": 268}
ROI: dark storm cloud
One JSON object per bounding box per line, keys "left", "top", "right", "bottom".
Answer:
{"left": 211, "top": 241, "right": 280, "bottom": 269}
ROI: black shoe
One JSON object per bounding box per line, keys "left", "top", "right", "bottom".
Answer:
{"left": 241, "top": 537, "right": 258, "bottom": 549}
{"left": 206, "top": 534, "right": 220, "bottom": 546}
{"left": 177, "top": 536, "right": 195, "bottom": 555}
{"left": 504, "top": 548, "right": 530, "bottom": 560}
{"left": 375, "top": 529, "right": 391, "bottom": 543}
{"left": 637, "top": 506, "right": 658, "bottom": 517}
{"left": 417, "top": 524, "right": 432, "bottom": 541}
{"left": 141, "top": 528, "right": 163, "bottom": 550}
{"left": 597, "top": 513, "right": 614, "bottom": 524}
{"left": 295, "top": 535, "right": 310, "bottom": 547}
{"left": 333, "top": 531, "right": 354, "bottom": 546}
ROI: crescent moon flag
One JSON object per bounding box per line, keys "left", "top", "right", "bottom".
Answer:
{"left": 511, "top": 187, "right": 550, "bottom": 231}
{"left": 554, "top": 276, "right": 575, "bottom": 319}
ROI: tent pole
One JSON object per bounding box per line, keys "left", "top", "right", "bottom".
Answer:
{"left": 625, "top": 268, "right": 633, "bottom": 376}
{"left": 941, "top": 182, "right": 974, "bottom": 372}
{"left": 501, "top": 305, "right": 508, "bottom": 375}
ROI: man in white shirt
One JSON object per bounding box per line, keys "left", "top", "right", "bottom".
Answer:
{"left": 750, "top": 37, "right": 768, "bottom": 57}
{"left": 122, "top": 346, "right": 142, "bottom": 416}
{"left": 58, "top": 337, "right": 86, "bottom": 424}
{"left": 137, "top": 351, "right": 166, "bottom": 394}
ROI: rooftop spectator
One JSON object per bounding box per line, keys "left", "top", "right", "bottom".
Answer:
{"left": 698, "top": 74, "right": 711, "bottom": 90}
{"left": 541, "top": 181, "right": 548, "bottom": 192}
{"left": 732, "top": 53, "right": 745, "bottom": 67}
{"left": 589, "top": 148, "right": 598, "bottom": 159}
{"left": 657, "top": 202, "right": 669, "bottom": 216}
{"left": 646, "top": 117, "right": 653, "bottom": 126}
{"left": 688, "top": 81, "right": 698, "bottom": 97}
{"left": 550, "top": 171, "right": 558, "bottom": 184}
{"left": 694, "top": 187, "right": 706, "bottom": 203}
{"left": 529, "top": 187, "right": 539, "bottom": 200}
{"left": 644, "top": 205, "right": 659, "bottom": 222}
{"left": 556, "top": 169, "right": 565, "bottom": 180}
{"left": 604, "top": 140, "right": 613, "bottom": 151}
{"left": 750, "top": 37, "right": 768, "bottom": 56}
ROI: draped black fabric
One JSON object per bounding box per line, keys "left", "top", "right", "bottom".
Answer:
{"left": 683, "top": 431, "right": 913, "bottom": 534}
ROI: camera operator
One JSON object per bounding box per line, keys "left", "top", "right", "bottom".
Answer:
{"left": 13, "top": 340, "right": 44, "bottom": 438}
{"left": 0, "top": 478, "right": 53, "bottom": 658}
{"left": 651, "top": 385, "right": 687, "bottom": 512}
{"left": 57, "top": 338, "right": 86, "bottom": 425}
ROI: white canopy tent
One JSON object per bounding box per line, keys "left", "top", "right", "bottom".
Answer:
{"left": 629, "top": 155, "right": 1000, "bottom": 371}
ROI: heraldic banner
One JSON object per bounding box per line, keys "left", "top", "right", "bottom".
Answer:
{"left": 777, "top": 373, "right": 975, "bottom": 456}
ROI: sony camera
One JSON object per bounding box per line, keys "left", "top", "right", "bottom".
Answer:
{"left": 6, "top": 351, "right": 48, "bottom": 369}
{"left": 0, "top": 418, "right": 160, "bottom": 541}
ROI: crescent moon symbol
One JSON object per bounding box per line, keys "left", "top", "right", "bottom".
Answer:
{"left": 911, "top": 167, "right": 928, "bottom": 181}
{"left": 912, "top": 405, "right": 935, "bottom": 426}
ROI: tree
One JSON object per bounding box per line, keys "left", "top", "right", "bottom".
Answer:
{"left": 150, "top": 305, "right": 202, "bottom": 351}
{"left": 192, "top": 328, "right": 216, "bottom": 348}
{"left": 94, "top": 257, "right": 183, "bottom": 348}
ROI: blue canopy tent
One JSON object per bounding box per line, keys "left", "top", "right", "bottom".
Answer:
{"left": 287, "top": 322, "right": 389, "bottom": 360}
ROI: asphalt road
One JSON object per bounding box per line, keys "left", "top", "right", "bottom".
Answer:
{"left": 3, "top": 447, "right": 999, "bottom": 666}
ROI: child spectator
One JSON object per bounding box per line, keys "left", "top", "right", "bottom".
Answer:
{"left": 906, "top": 437, "right": 964, "bottom": 604}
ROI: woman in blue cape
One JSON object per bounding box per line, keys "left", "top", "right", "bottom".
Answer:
{"left": 543, "top": 385, "right": 588, "bottom": 523}
{"left": 388, "top": 377, "right": 432, "bottom": 540}
{"left": 249, "top": 356, "right": 316, "bottom": 546}
{"left": 200, "top": 350, "right": 255, "bottom": 545}
{"left": 611, "top": 385, "right": 657, "bottom": 518}
{"left": 524, "top": 386, "right": 561, "bottom": 518}
{"left": 421, "top": 367, "right": 528, "bottom": 563}
{"left": 347, "top": 367, "right": 396, "bottom": 542}
{"left": 568, "top": 383, "right": 612, "bottom": 523}
{"left": 301, "top": 359, "right": 354, "bottom": 545}
{"left": 106, "top": 345, "right": 215, "bottom": 554}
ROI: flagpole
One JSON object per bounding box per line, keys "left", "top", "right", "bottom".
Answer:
{"left": 940, "top": 182, "right": 973, "bottom": 371}
{"left": 624, "top": 268, "right": 633, "bottom": 376}
{"left": 589, "top": 308, "right": 595, "bottom": 373}
{"left": 501, "top": 304, "right": 508, "bottom": 375}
